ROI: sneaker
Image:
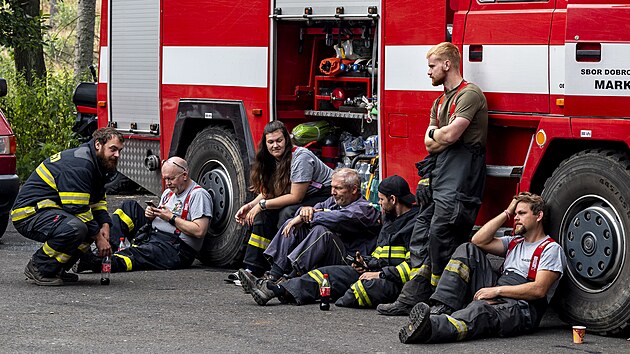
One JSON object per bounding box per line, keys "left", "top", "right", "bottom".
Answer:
{"left": 399, "top": 302, "right": 432, "bottom": 344}
{"left": 225, "top": 271, "right": 240, "bottom": 283}
{"left": 24, "top": 260, "right": 63, "bottom": 286}
{"left": 59, "top": 270, "right": 79, "bottom": 282}
{"left": 430, "top": 302, "right": 454, "bottom": 316}
{"left": 239, "top": 269, "right": 276, "bottom": 306}
{"left": 377, "top": 301, "right": 413, "bottom": 316}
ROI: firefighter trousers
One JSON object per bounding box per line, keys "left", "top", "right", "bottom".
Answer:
{"left": 109, "top": 201, "right": 196, "bottom": 272}
{"left": 14, "top": 208, "right": 91, "bottom": 277}
{"left": 265, "top": 224, "right": 350, "bottom": 276}
{"left": 243, "top": 190, "right": 330, "bottom": 275}
{"left": 424, "top": 243, "right": 540, "bottom": 342}
{"left": 281, "top": 265, "right": 402, "bottom": 308}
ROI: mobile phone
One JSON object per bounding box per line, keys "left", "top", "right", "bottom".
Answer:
{"left": 345, "top": 254, "right": 356, "bottom": 263}
{"left": 145, "top": 201, "right": 157, "bottom": 208}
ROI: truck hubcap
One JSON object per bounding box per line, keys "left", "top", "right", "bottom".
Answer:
{"left": 198, "top": 164, "right": 232, "bottom": 231}
{"left": 562, "top": 195, "right": 625, "bottom": 292}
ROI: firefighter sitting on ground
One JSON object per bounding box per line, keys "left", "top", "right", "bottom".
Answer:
{"left": 240, "top": 175, "right": 420, "bottom": 308}
{"left": 239, "top": 168, "right": 381, "bottom": 283}
{"left": 74, "top": 157, "right": 213, "bottom": 273}
{"left": 11, "top": 127, "right": 123, "bottom": 286}
{"left": 399, "top": 192, "right": 566, "bottom": 344}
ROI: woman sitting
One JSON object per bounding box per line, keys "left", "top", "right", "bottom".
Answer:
{"left": 235, "top": 121, "right": 333, "bottom": 277}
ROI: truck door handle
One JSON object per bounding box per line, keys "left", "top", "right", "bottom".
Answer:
{"left": 469, "top": 45, "right": 483, "bottom": 62}
{"left": 576, "top": 43, "right": 601, "bottom": 62}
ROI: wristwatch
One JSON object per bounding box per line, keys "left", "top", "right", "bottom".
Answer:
{"left": 169, "top": 214, "right": 178, "bottom": 226}
{"left": 259, "top": 199, "right": 267, "bottom": 210}
{"left": 428, "top": 128, "right": 437, "bottom": 141}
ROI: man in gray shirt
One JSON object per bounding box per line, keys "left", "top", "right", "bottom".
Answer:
{"left": 75, "top": 157, "right": 213, "bottom": 272}
{"left": 400, "top": 192, "right": 566, "bottom": 344}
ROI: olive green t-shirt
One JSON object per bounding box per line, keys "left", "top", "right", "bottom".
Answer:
{"left": 429, "top": 82, "right": 488, "bottom": 147}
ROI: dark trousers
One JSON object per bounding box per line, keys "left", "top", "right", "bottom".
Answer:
{"left": 281, "top": 264, "right": 403, "bottom": 308}
{"left": 425, "top": 243, "right": 540, "bottom": 343}
{"left": 243, "top": 188, "right": 330, "bottom": 274}
{"left": 265, "top": 224, "right": 350, "bottom": 276}
{"left": 110, "top": 201, "right": 195, "bottom": 272}
{"left": 14, "top": 209, "right": 91, "bottom": 277}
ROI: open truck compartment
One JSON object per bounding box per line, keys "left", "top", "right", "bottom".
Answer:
{"left": 272, "top": 13, "right": 380, "bottom": 199}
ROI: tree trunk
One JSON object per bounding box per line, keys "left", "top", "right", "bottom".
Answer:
{"left": 74, "top": 0, "right": 96, "bottom": 81}
{"left": 49, "top": 0, "right": 58, "bottom": 27}
{"left": 13, "top": 0, "right": 47, "bottom": 85}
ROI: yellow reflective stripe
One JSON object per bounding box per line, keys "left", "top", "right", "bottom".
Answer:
{"left": 372, "top": 245, "right": 408, "bottom": 259}
{"left": 42, "top": 242, "right": 71, "bottom": 263}
{"left": 77, "top": 242, "right": 91, "bottom": 253}
{"left": 11, "top": 199, "right": 61, "bottom": 222}
{"left": 371, "top": 246, "right": 383, "bottom": 258}
{"left": 114, "top": 209, "right": 135, "bottom": 233}
{"left": 113, "top": 253, "right": 133, "bottom": 271}
{"left": 414, "top": 265, "right": 431, "bottom": 281}
{"left": 307, "top": 269, "right": 324, "bottom": 286}
{"left": 446, "top": 315, "right": 468, "bottom": 341}
{"left": 247, "top": 233, "right": 271, "bottom": 250}
{"left": 59, "top": 192, "right": 90, "bottom": 205}
{"left": 396, "top": 262, "right": 412, "bottom": 283}
{"left": 445, "top": 259, "right": 470, "bottom": 283}
{"left": 75, "top": 209, "right": 94, "bottom": 223}
{"left": 91, "top": 200, "right": 108, "bottom": 211}
{"left": 37, "top": 199, "right": 60, "bottom": 209}
{"left": 351, "top": 280, "right": 372, "bottom": 307}
{"left": 431, "top": 273, "right": 441, "bottom": 287}
{"left": 36, "top": 163, "right": 57, "bottom": 191}
{"left": 11, "top": 207, "right": 35, "bottom": 221}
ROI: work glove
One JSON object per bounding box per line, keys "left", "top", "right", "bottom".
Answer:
{"left": 416, "top": 178, "right": 432, "bottom": 207}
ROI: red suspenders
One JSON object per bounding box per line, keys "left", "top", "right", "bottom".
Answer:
{"left": 436, "top": 81, "right": 468, "bottom": 128}
{"left": 504, "top": 236, "right": 556, "bottom": 281}
{"left": 161, "top": 185, "right": 203, "bottom": 235}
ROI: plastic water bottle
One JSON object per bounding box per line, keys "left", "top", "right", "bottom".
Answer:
{"left": 117, "top": 237, "right": 126, "bottom": 252}
{"left": 319, "top": 274, "right": 331, "bottom": 311}
{"left": 100, "top": 256, "right": 111, "bottom": 285}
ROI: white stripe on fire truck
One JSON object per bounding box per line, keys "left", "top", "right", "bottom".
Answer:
{"left": 384, "top": 45, "right": 440, "bottom": 92}
{"left": 463, "top": 45, "right": 549, "bottom": 94}
{"left": 565, "top": 42, "right": 630, "bottom": 97}
{"left": 99, "top": 46, "right": 109, "bottom": 84}
{"left": 162, "top": 46, "right": 268, "bottom": 88}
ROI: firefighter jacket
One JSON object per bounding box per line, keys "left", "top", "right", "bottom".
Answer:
{"left": 368, "top": 206, "right": 420, "bottom": 284}
{"left": 11, "top": 139, "right": 113, "bottom": 236}
{"left": 307, "top": 195, "right": 381, "bottom": 256}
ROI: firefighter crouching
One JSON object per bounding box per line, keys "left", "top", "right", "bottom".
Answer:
{"left": 399, "top": 192, "right": 567, "bottom": 344}
{"left": 11, "top": 127, "right": 124, "bottom": 286}
{"left": 239, "top": 175, "right": 419, "bottom": 308}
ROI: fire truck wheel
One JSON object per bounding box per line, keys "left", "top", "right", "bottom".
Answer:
{"left": 542, "top": 149, "right": 630, "bottom": 335}
{"left": 185, "top": 126, "right": 248, "bottom": 267}
{"left": 0, "top": 212, "right": 8, "bottom": 239}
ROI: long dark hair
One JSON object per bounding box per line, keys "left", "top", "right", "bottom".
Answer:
{"left": 250, "top": 121, "right": 294, "bottom": 198}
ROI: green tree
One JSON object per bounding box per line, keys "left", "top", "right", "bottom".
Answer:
{"left": 0, "top": 0, "right": 48, "bottom": 84}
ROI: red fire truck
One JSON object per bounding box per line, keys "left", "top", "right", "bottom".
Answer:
{"left": 95, "top": 0, "right": 630, "bottom": 334}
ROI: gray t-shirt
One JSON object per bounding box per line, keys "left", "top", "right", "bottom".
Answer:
{"left": 154, "top": 181, "right": 213, "bottom": 252}
{"left": 500, "top": 236, "right": 566, "bottom": 302}
{"left": 291, "top": 147, "right": 333, "bottom": 196}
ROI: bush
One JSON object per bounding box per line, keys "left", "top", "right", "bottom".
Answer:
{"left": 0, "top": 68, "right": 79, "bottom": 181}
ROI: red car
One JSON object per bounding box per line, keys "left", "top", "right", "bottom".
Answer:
{"left": 0, "top": 78, "right": 19, "bottom": 238}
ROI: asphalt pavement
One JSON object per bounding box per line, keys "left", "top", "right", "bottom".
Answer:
{"left": 1, "top": 194, "right": 628, "bottom": 353}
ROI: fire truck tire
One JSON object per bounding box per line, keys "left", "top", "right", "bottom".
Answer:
{"left": 542, "top": 149, "right": 630, "bottom": 335}
{"left": 185, "top": 126, "right": 248, "bottom": 267}
{"left": 0, "top": 212, "right": 8, "bottom": 239}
